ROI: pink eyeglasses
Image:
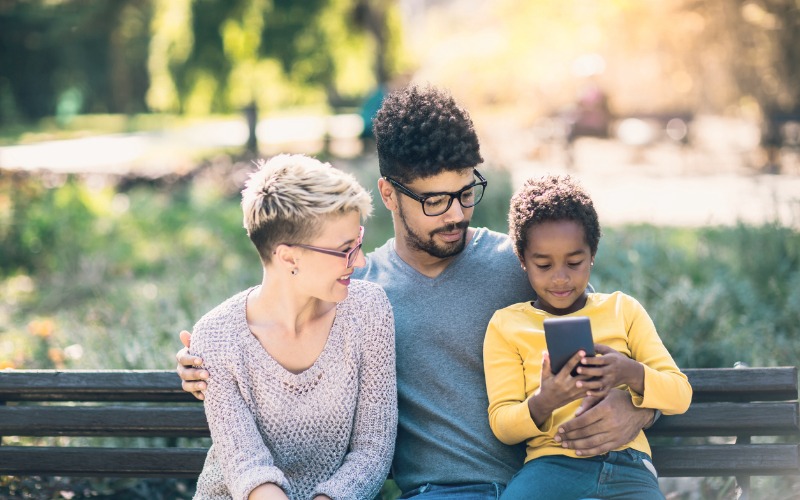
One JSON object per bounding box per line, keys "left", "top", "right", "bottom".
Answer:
{"left": 286, "top": 226, "right": 364, "bottom": 268}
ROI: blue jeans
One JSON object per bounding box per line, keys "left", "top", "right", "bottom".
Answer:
{"left": 501, "top": 449, "right": 664, "bottom": 500}
{"left": 399, "top": 483, "right": 505, "bottom": 499}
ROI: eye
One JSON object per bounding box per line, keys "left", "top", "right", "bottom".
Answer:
{"left": 424, "top": 195, "right": 449, "bottom": 209}
{"left": 460, "top": 188, "right": 475, "bottom": 202}
{"left": 568, "top": 261, "right": 584, "bottom": 268}
{"left": 535, "top": 264, "right": 551, "bottom": 270}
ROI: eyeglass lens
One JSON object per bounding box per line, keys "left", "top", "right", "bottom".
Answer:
{"left": 423, "top": 182, "right": 485, "bottom": 216}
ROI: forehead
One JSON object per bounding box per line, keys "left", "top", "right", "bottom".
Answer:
{"left": 525, "top": 220, "right": 588, "bottom": 251}
{"left": 404, "top": 168, "right": 475, "bottom": 192}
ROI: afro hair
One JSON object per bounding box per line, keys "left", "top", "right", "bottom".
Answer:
{"left": 372, "top": 84, "right": 483, "bottom": 183}
{"left": 508, "top": 175, "right": 601, "bottom": 260}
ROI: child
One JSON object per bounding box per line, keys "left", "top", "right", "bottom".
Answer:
{"left": 483, "top": 175, "right": 692, "bottom": 500}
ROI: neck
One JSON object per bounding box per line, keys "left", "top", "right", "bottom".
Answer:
{"left": 249, "top": 267, "right": 335, "bottom": 337}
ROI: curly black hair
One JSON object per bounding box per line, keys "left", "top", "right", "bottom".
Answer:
{"left": 508, "top": 175, "right": 601, "bottom": 260}
{"left": 372, "top": 84, "right": 483, "bottom": 183}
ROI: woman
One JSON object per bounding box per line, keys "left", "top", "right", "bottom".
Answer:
{"left": 190, "top": 154, "right": 397, "bottom": 500}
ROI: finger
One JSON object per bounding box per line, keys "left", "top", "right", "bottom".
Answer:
{"left": 593, "top": 343, "right": 614, "bottom": 355}
{"left": 541, "top": 351, "right": 553, "bottom": 377}
{"left": 177, "top": 349, "right": 202, "bottom": 367}
{"left": 181, "top": 379, "right": 207, "bottom": 394}
{"left": 565, "top": 431, "right": 617, "bottom": 456}
{"left": 586, "top": 387, "right": 610, "bottom": 398}
{"left": 557, "top": 403, "right": 603, "bottom": 438}
{"left": 179, "top": 330, "right": 193, "bottom": 349}
{"left": 561, "top": 350, "right": 586, "bottom": 377}
{"left": 177, "top": 365, "right": 209, "bottom": 383}
{"left": 574, "top": 395, "right": 603, "bottom": 417}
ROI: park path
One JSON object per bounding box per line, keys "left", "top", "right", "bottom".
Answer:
{"left": 1, "top": 113, "right": 798, "bottom": 228}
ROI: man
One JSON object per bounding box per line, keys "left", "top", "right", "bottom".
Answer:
{"left": 177, "top": 84, "right": 654, "bottom": 499}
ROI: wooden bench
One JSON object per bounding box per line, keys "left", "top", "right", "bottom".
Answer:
{"left": 1, "top": 367, "right": 798, "bottom": 498}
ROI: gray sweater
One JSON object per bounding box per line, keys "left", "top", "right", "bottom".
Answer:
{"left": 355, "top": 227, "right": 535, "bottom": 492}
{"left": 191, "top": 280, "right": 397, "bottom": 500}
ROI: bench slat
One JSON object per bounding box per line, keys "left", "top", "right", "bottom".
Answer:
{"left": 649, "top": 402, "right": 800, "bottom": 436}
{"left": 0, "top": 371, "right": 196, "bottom": 403}
{"left": 2, "top": 445, "right": 795, "bottom": 479}
{"left": 0, "top": 406, "right": 209, "bottom": 437}
{"left": 1, "top": 367, "right": 797, "bottom": 402}
{"left": 685, "top": 367, "right": 798, "bottom": 403}
{"left": 652, "top": 444, "right": 800, "bottom": 477}
{"left": 0, "top": 446, "right": 206, "bottom": 477}
{"left": 2, "top": 402, "right": 796, "bottom": 439}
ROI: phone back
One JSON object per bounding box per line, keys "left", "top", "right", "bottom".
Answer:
{"left": 543, "top": 316, "right": 595, "bottom": 375}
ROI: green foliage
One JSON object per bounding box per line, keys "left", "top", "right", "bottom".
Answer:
{"left": 591, "top": 223, "right": 800, "bottom": 368}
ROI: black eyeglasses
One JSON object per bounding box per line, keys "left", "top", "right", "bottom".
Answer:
{"left": 285, "top": 226, "right": 364, "bottom": 268}
{"left": 384, "top": 170, "right": 487, "bottom": 216}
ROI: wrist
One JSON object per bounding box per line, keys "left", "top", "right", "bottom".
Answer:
{"left": 528, "top": 392, "right": 554, "bottom": 427}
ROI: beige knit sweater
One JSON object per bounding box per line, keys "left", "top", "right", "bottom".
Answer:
{"left": 191, "top": 280, "right": 397, "bottom": 500}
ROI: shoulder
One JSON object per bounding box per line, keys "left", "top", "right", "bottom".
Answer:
{"left": 588, "top": 291, "right": 649, "bottom": 324}
{"left": 470, "top": 227, "right": 516, "bottom": 256}
{"left": 489, "top": 301, "right": 531, "bottom": 327}
{"left": 355, "top": 239, "right": 394, "bottom": 281}
{"left": 191, "top": 288, "right": 251, "bottom": 354}
{"left": 347, "top": 279, "right": 390, "bottom": 303}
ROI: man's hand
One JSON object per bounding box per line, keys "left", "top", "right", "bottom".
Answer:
{"left": 175, "top": 330, "right": 209, "bottom": 400}
{"left": 554, "top": 388, "right": 653, "bottom": 456}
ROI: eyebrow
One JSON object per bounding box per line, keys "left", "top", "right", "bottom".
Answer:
{"left": 531, "top": 249, "right": 588, "bottom": 259}
{"left": 415, "top": 179, "right": 477, "bottom": 197}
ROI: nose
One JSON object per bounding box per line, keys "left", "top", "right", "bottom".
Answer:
{"left": 443, "top": 197, "right": 465, "bottom": 222}
{"left": 552, "top": 265, "right": 570, "bottom": 284}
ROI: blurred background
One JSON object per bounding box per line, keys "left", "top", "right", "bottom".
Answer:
{"left": 1, "top": 0, "right": 800, "bottom": 498}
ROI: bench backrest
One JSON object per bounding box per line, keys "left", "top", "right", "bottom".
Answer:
{"left": 1, "top": 367, "right": 798, "bottom": 481}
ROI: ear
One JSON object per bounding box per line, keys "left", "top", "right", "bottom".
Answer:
{"left": 272, "top": 244, "right": 299, "bottom": 271}
{"left": 377, "top": 178, "right": 398, "bottom": 211}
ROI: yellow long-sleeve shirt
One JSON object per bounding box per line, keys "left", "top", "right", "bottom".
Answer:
{"left": 483, "top": 291, "right": 692, "bottom": 463}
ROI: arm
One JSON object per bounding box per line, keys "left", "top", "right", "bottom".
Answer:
{"left": 312, "top": 288, "right": 398, "bottom": 500}
{"left": 483, "top": 314, "right": 589, "bottom": 444}
{"left": 191, "top": 324, "right": 290, "bottom": 500}
{"left": 557, "top": 295, "right": 692, "bottom": 454}
{"left": 176, "top": 330, "right": 209, "bottom": 400}
{"left": 621, "top": 298, "right": 692, "bottom": 414}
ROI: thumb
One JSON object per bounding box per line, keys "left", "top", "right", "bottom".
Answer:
{"left": 179, "top": 330, "right": 193, "bottom": 349}
{"left": 541, "top": 351, "right": 553, "bottom": 377}
{"left": 574, "top": 395, "right": 602, "bottom": 417}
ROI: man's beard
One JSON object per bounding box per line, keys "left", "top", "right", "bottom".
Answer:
{"left": 397, "top": 202, "right": 469, "bottom": 259}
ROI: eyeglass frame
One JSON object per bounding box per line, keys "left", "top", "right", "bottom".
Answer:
{"left": 283, "top": 226, "right": 364, "bottom": 268}
{"left": 383, "top": 169, "right": 488, "bottom": 216}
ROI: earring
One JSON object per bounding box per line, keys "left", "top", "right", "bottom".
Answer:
{"left": 291, "top": 268, "right": 298, "bottom": 275}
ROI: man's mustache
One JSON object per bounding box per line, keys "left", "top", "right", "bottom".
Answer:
{"left": 431, "top": 221, "right": 469, "bottom": 236}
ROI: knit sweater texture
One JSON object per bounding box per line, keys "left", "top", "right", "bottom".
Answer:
{"left": 190, "top": 279, "right": 397, "bottom": 500}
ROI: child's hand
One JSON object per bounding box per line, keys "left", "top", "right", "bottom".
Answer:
{"left": 534, "top": 350, "right": 594, "bottom": 417}
{"left": 574, "top": 344, "right": 644, "bottom": 398}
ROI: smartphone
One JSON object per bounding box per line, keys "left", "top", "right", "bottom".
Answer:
{"left": 543, "top": 316, "right": 595, "bottom": 375}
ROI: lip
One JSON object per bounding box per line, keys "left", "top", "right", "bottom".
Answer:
{"left": 437, "top": 230, "right": 463, "bottom": 243}
{"left": 548, "top": 289, "right": 574, "bottom": 298}
{"left": 337, "top": 275, "right": 352, "bottom": 286}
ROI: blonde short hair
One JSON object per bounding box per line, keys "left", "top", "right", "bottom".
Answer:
{"left": 241, "top": 154, "right": 373, "bottom": 264}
